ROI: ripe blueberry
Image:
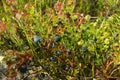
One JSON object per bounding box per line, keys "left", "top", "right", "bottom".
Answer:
{"left": 70, "top": 66, "right": 73, "bottom": 71}
{"left": 114, "top": 32, "right": 118, "bottom": 37}
{"left": 39, "top": 73, "right": 45, "bottom": 79}
{"left": 67, "top": 49, "right": 71, "bottom": 54}
{"left": 19, "top": 64, "right": 27, "bottom": 73}
{"left": 34, "top": 36, "right": 42, "bottom": 42}
{"left": 11, "top": 57, "right": 17, "bottom": 60}
{"left": 94, "top": 37, "right": 97, "bottom": 42}
{"left": 58, "top": 18, "right": 63, "bottom": 25}
{"left": 57, "top": 50, "right": 62, "bottom": 54}
{"left": 108, "top": 78, "right": 117, "bottom": 80}
{"left": 82, "top": 47, "right": 88, "bottom": 52}
{"left": 54, "top": 36, "right": 60, "bottom": 42}
{"left": 61, "top": 64, "right": 66, "bottom": 70}
{"left": 50, "top": 56, "right": 55, "bottom": 61}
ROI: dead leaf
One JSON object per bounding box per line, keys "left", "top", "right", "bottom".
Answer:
{"left": 24, "top": 3, "right": 31, "bottom": 9}
{"left": 4, "top": 50, "right": 14, "bottom": 55}
{"left": 15, "top": 13, "right": 22, "bottom": 20}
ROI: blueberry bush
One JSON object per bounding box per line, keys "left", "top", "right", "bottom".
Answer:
{"left": 0, "top": 0, "right": 120, "bottom": 80}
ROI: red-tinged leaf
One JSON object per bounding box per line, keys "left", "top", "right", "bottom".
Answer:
{"left": 12, "top": 9, "right": 18, "bottom": 14}
{"left": 69, "top": 60, "right": 74, "bottom": 67}
{"left": 95, "top": 69, "right": 101, "bottom": 77}
{"left": 80, "top": 17, "right": 85, "bottom": 24}
{"left": 16, "top": 27, "right": 20, "bottom": 31}
{"left": 7, "top": 64, "right": 13, "bottom": 69}
{"left": 75, "top": 13, "right": 81, "bottom": 18}
{"left": 59, "top": 45, "right": 66, "bottom": 52}
{"left": 54, "top": 2, "right": 65, "bottom": 16}
{"left": 12, "top": 9, "right": 18, "bottom": 17}
{"left": 64, "top": 52, "right": 69, "bottom": 57}
{"left": 54, "top": 29, "right": 59, "bottom": 34}
{"left": 54, "top": 2, "right": 64, "bottom": 12}
{"left": 17, "top": 56, "right": 25, "bottom": 64}
{"left": 107, "top": 76, "right": 118, "bottom": 79}
{"left": 9, "top": 74, "right": 17, "bottom": 80}
{"left": 28, "top": 54, "right": 33, "bottom": 60}
{"left": 0, "top": 22, "right": 6, "bottom": 32}
{"left": 25, "top": 53, "right": 33, "bottom": 60}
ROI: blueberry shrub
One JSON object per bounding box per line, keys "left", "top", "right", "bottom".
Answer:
{"left": 0, "top": 0, "right": 120, "bottom": 80}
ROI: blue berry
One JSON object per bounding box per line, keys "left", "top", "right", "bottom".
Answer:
{"left": 58, "top": 18, "right": 63, "bottom": 25}
{"left": 61, "top": 64, "right": 66, "bottom": 70}
{"left": 114, "top": 32, "right": 118, "bottom": 37}
{"left": 82, "top": 47, "right": 88, "bottom": 52}
{"left": 94, "top": 37, "right": 97, "bottom": 42}
{"left": 67, "top": 49, "right": 71, "bottom": 54}
{"left": 39, "top": 73, "right": 45, "bottom": 79}
{"left": 11, "top": 58, "right": 17, "bottom": 62}
{"left": 34, "top": 36, "right": 42, "bottom": 42}
{"left": 19, "top": 64, "right": 27, "bottom": 73}
{"left": 57, "top": 50, "right": 62, "bottom": 54}
{"left": 108, "top": 78, "right": 117, "bottom": 80}
{"left": 70, "top": 66, "right": 73, "bottom": 71}
{"left": 54, "top": 36, "right": 60, "bottom": 42}
{"left": 50, "top": 56, "right": 55, "bottom": 61}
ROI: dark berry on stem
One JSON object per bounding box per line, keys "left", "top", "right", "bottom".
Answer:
{"left": 58, "top": 18, "right": 63, "bottom": 25}
{"left": 39, "top": 73, "right": 45, "bottom": 79}
{"left": 114, "top": 32, "right": 118, "bottom": 38}
{"left": 70, "top": 66, "right": 73, "bottom": 71}
{"left": 57, "top": 50, "right": 62, "bottom": 54}
{"left": 67, "top": 49, "right": 71, "bottom": 54}
{"left": 94, "top": 37, "right": 97, "bottom": 42}
{"left": 19, "top": 64, "right": 27, "bottom": 73}
{"left": 82, "top": 47, "right": 88, "bottom": 52}
{"left": 108, "top": 78, "right": 117, "bottom": 80}
{"left": 61, "top": 64, "right": 66, "bottom": 70}
{"left": 11, "top": 58, "right": 17, "bottom": 61}
{"left": 54, "top": 36, "right": 61, "bottom": 42}
{"left": 50, "top": 56, "right": 55, "bottom": 61}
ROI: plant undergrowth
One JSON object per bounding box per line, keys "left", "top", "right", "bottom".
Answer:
{"left": 0, "top": 0, "right": 120, "bottom": 80}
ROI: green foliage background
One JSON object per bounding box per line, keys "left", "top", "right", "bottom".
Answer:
{"left": 0, "top": 0, "right": 120, "bottom": 79}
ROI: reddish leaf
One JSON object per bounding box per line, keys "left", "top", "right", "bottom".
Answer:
{"left": 59, "top": 45, "right": 66, "bottom": 52}
{"left": 54, "top": 2, "right": 64, "bottom": 16}
{"left": 9, "top": 74, "right": 17, "bottom": 80}
{"left": 0, "top": 22, "right": 6, "bottom": 32}
{"left": 7, "top": 64, "right": 13, "bottom": 69}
